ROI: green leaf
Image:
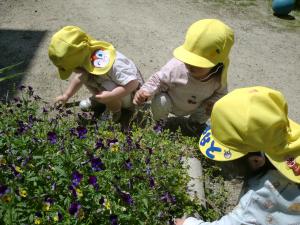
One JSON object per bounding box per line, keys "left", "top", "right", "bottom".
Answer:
{"left": 142, "top": 198, "right": 148, "bottom": 209}
{"left": 0, "top": 62, "right": 23, "bottom": 74}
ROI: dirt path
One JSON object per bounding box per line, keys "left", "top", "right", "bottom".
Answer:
{"left": 0, "top": 0, "right": 299, "bottom": 119}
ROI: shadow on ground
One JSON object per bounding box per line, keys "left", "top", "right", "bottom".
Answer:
{"left": 0, "top": 29, "right": 47, "bottom": 101}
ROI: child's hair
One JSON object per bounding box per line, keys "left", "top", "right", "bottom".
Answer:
{"left": 217, "top": 152, "right": 275, "bottom": 180}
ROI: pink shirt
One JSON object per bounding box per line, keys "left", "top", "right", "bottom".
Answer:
{"left": 141, "top": 58, "right": 228, "bottom": 115}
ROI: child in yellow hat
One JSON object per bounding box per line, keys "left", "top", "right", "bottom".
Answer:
{"left": 133, "top": 19, "right": 234, "bottom": 135}
{"left": 176, "top": 86, "right": 300, "bottom": 225}
{"left": 49, "top": 26, "right": 143, "bottom": 121}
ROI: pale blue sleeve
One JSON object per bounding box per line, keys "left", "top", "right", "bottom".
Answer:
{"left": 183, "top": 191, "right": 256, "bottom": 225}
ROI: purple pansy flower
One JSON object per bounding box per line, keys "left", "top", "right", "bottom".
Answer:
{"left": 71, "top": 171, "right": 83, "bottom": 186}
{"left": 88, "top": 176, "right": 99, "bottom": 190}
{"left": 124, "top": 159, "right": 132, "bottom": 170}
{"left": 69, "top": 185, "right": 77, "bottom": 197}
{"left": 109, "top": 214, "right": 118, "bottom": 225}
{"left": 153, "top": 120, "right": 165, "bottom": 133}
{"left": 149, "top": 177, "right": 155, "bottom": 189}
{"left": 160, "top": 192, "right": 176, "bottom": 204}
{"left": 69, "top": 128, "right": 76, "bottom": 136}
{"left": 106, "top": 138, "right": 118, "bottom": 146}
{"left": 47, "top": 131, "right": 57, "bottom": 144}
{"left": 56, "top": 211, "right": 63, "bottom": 221}
{"left": 17, "top": 121, "right": 28, "bottom": 134}
{"left": 115, "top": 187, "right": 134, "bottom": 206}
{"left": 126, "top": 135, "right": 133, "bottom": 146}
{"left": 91, "top": 157, "right": 105, "bottom": 171}
{"left": 95, "top": 138, "right": 104, "bottom": 149}
{"left": 76, "top": 126, "right": 87, "bottom": 139}
{"left": 0, "top": 185, "right": 9, "bottom": 196}
{"left": 69, "top": 202, "right": 81, "bottom": 215}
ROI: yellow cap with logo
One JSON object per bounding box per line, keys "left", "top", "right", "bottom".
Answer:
{"left": 48, "top": 26, "right": 116, "bottom": 80}
{"left": 173, "top": 19, "right": 234, "bottom": 69}
{"left": 199, "top": 86, "right": 300, "bottom": 183}
{"left": 173, "top": 19, "right": 234, "bottom": 90}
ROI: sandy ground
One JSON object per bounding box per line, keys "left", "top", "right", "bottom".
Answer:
{"left": 0, "top": 0, "right": 300, "bottom": 214}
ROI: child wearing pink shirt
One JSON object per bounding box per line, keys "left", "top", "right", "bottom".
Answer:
{"left": 133, "top": 19, "right": 234, "bottom": 135}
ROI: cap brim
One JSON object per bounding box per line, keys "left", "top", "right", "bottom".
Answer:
{"left": 198, "top": 126, "right": 246, "bottom": 161}
{"left": 265, "top": 119, "right": 300, "bottom": 184}
{"left": 173, "top": 46, "right": 216, "bottom": 68}
{"left": 58, "top": 68, "right": 72, "bottom": 80}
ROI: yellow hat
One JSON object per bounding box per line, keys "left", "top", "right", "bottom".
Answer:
{"left": 199, "top": 86, "right": 300, "bottom": 183}
{"left": 173, "top": 19, "right": 234, "bottom": 68}
{"left": 48, "top": 26, "right": 116, "bottom": 80}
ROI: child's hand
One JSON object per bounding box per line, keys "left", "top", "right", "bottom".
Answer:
{"left": 175, "top": 219, "right": 185, "bottom": 225}
{"left": 133, "top": 90, "right": 151, "bottom": 105}
{"left": 55, "top": 94, "right": 69, "bottom": 105}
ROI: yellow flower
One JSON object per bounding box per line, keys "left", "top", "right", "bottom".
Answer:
{"left": 78, "top": 208, "right": 84, "bottom": 220}
{"left": 43, "top": 202, "right": 51, "bottom": 211}
{"left": 0, "top": 157, "right": 6, "bottom": 165}
{"left": 19, "top": 188, "right": 27, "bottom": 197}
{"left": 2, "top": 195, "right": 11, "bottom": 203}
{"left": 53, "top": 215, "right": 59, "bottom": 222}
{"left": 104, "top": 200, "right": 111, "bottom": 209}
{"left": 76, "top": 188, "right": 83, "bottom": 198}
{"left": 34, "top": 217, "right": 42, "bottom": 224}
{"left": 15, "top": 166, "right": 23, "bottom": 173}
{"left": 111, "top": 144, "right": 119, "bottom": 152}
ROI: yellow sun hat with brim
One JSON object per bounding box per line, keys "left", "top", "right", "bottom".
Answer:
{"left": 199, "top": 86, "right": 300, "bottom": 183}
{"left": 48, "top": 26, "right": 116, "bottom": 80}
{"left": 173, "top": 19, "right": 234, "bottom": 69}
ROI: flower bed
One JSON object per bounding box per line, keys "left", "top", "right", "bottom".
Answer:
{"left": 0, "top": 86, "right": 212, "bottom": 224}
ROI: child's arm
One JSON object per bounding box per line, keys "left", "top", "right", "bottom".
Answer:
{"left": 55, "top": 72, "right": 84, "bottom": 104}
{"left": 133, "top": 60, "right": 179, "bottom": 105}
{"left": 94, "top": 79, "right": 139, "bottom": 104}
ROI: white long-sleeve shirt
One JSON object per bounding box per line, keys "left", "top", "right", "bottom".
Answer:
{"left": 183, "top": 170, "right": 300, "bottom": 225}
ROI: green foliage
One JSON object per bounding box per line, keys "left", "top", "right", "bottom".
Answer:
{"left": 0, "top": 86, "right": 216, "bottom": 224}
{"left": 0, "top": 63, "right": 24, "bottom": 82}
{"left": 0, "top": 86, "right": 228, "bottom": 224}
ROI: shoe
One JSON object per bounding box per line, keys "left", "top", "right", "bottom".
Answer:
{"left": 164, "top": 117, "right": 207, "bottom": 137}
{"left": 79, "top": 97, "right": 106, "bottom": 114}
{"left": 184, "top": 119, "right": 207, "bottom": 137}
{"left": 79, "top": 98, "right": 92, "bottom": 111}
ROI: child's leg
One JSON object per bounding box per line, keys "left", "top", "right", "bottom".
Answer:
{"left": 100, "top": 80, "right": 131, "bottom": 112}
{"left": 150, "top": 93, "right": 173, "bottom": 121}
{"left": 183, "top": 107, "right": 208, "bottom": 136}
{"left": 189, "top": 107, "right": 208, "bottom": 124}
